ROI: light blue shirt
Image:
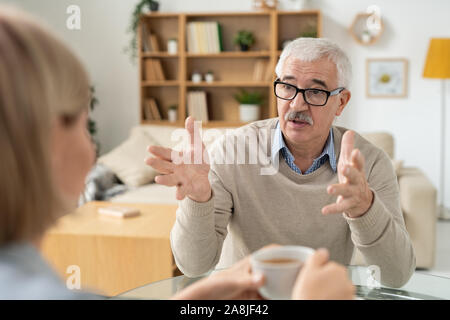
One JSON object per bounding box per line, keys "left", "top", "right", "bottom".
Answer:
{"left": 0, "top": 242, "right": 102, "bottom": 299}
{"left": 271, "top": 120, "right": 337, "bottom": 174}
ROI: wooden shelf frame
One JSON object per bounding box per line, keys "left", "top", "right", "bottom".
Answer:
{"left": 139, "top": 10, "right": 322, "bottom": 127}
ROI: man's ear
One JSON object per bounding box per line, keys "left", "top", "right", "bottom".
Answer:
{"left": 335, "top": 90, "right": 351, "bottom": 116}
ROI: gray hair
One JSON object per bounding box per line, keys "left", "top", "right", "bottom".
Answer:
{"left": 275, "top": 38, "right": 352, "bottom": 88}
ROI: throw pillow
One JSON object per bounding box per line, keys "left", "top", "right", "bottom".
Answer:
{"left": 391, "top": 159, "right": 403, "bottom": 176}
{"left": 98, "top": 131, "right": 159, "bottom": 187}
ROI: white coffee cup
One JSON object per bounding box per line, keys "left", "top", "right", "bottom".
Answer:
{"left": 250, "top": 245, "right": 315, "bottom": 300}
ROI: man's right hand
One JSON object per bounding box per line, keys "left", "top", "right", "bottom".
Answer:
{"left": 145, "top": 116, "right": 212, "bottom": 203}
{"left": 292, "top": 248, "right": 355, "bottom": 300}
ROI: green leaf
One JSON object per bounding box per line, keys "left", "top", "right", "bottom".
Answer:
{"left": 233, "top": 90, "right": 264, "bottom": 105}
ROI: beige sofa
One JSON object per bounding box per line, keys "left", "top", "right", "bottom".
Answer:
{"left": 107, "top": 125, "right": 437, "bottom": 269}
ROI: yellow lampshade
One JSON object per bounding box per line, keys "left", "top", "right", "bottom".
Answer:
{"left": 423, "top": 38, "right": 450, "bottom": 79}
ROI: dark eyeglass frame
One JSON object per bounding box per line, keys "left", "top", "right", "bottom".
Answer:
{"left": 273, "top": 79, "right": 345, "bottom": 107}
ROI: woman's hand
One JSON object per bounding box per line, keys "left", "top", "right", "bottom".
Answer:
{"left": 292, "top": 248, "right": 355, "bottom": 300}
{"left": 171, "top": 257, "right": 264, "bottom": 300}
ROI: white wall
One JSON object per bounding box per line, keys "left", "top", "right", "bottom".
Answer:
{"left": 2, "top": 0, "right": 450, "bottom": 208}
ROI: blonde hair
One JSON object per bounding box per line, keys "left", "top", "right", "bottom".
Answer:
{"left": 0, "top": 6, "right": 90, "bottom": 245}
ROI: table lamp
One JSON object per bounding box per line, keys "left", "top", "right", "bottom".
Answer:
{"left": 423, "top": 38, "right": 450, "bottom": 219}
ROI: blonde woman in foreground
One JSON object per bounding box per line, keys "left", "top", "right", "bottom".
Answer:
{"left": 0, "top": 5, "right": 354, "bottom": 300}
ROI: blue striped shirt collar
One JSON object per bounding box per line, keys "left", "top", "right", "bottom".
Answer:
{"left": 271, "top": 120, "right": 337, "bottom": 174}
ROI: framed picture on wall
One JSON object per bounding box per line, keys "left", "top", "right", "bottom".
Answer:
{"left": 366, "top": 58, "right": 408, "bottom": 98}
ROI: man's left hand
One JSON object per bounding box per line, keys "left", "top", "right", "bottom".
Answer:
{"left": 321, "top": 130, "right": 373, "bottom": 218}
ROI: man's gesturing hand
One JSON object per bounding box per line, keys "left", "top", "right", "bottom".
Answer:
{"left": 321, "top": 130, "right": 374, "bottom": 218}
{"left": 145, "top": 117, "right": 212, "bottom": 203}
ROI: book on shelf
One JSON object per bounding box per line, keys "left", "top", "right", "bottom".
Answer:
{"left": 144, "top": 59, "right": 166, "bottom": 81}
{"left": 187, "top": 91, "right": 208, "bottom": 122}
{"left": 264, "top": 62, "right": 274, "bottom": 81}
{"left": 144, "top": 59, "right": 155, "bottom": 81}
{"left": 153, "top": 59, "right": 166, "bottom": 81}
{"left": 186, "top": 21, "right": 223, "bottom": 54}
{"left": 253, "top": 59, "right": 266, "bottom": 81}
{"left": 141, "top": 26, "right": 150, "bottom": 52}
{"left": 149, "top": 33, "right": 160, "bottom": 52}
{"left": 144, "top": 98, "right": 162, "bottom": 120}
{"left": 143, "top": 100, "right": 153, "bottom": 120}
{"left": 144, "top": 99, "right": 153, "bottom": 120}
{"left": 253, "top": 60, "right": 274, "bottom": 82}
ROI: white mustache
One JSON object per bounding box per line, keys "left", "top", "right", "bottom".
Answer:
{"left": 285, "top": 111, "right": 314, "bottom": 125}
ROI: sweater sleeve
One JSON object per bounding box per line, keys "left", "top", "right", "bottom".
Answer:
{"left": 344, "top": 150, "right": 416, "bottom": 288}
{"left": 170, "top": 167, "right": 233, "bottom": 278}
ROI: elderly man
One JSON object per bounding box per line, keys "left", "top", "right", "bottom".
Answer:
{"left": 146, "top": 38, "right": 415, "bottom": 287}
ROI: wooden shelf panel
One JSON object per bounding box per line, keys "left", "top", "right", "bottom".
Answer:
{"left": 187, "top": 81, "right": 271, "bottom": 87}
{"left": 142, "top": 52, "right": 179, "bottom": 58}
{"left": 186, "top": 51, "right": 271, "bottom": 58}
{"left": 142, "top": 81, "right": 180, "bottom": 87}
{"left": 141, "top": 10, "right": 321, "bottom": 18}
{"left": 185, "top": 12, "right": 271, "bottom": 17}
{"left": 277, "top": 10, "right": 321, "bottom": 16}
{"left": 142, "top": 13, "right": 180, "bottom": 18}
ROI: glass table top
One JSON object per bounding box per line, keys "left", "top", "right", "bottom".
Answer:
{"left": 118, "top": 266, "right": 450, "bottom": 300}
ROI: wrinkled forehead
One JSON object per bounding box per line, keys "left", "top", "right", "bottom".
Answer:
{"left": 280, "top": 56, "right": 338, "bottom": 89}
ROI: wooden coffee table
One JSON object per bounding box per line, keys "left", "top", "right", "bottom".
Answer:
{"left": 40, "top": 201, "right": 178, "bottom": 297}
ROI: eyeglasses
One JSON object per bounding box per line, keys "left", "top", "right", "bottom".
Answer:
{"left": 274, "top": 79, "right": 345, "bottom": 106}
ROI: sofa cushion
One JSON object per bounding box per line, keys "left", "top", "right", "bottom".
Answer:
{"left": 360, "top": 132, "right": 394, "bottom": 159}
{"left": 131, "top": 125, "right": 237, "bottom": 151}
{"left": 110, "top": 183, "right": 177, "bottom": 204}
{"left": 391, "top": 159, "right": 403, "bottom": 176}
{"left": 98, "top": 130, "right": 159, "bottom": 187}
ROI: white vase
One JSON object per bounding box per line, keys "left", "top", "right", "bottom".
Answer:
{"left": 205, "top": 73, "right": 214, "bottom": 83}
{"left": 239, "top": 104, "right": 260, "bottom": 122}
{"left": 168, "top": 40, "right": 178, "bottom": 54}
{"left": 192, "top": 73, "right": 202, "bottom": 83}
{"left": 168, "top": 109, "right": 177, "bottom": 122}
{"left": 362, "top": 32, "right": 372, "bottom": 44}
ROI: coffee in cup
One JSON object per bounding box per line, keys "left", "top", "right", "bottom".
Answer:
{"left": 250, "top": 245, "right": 314, "bottom": 300}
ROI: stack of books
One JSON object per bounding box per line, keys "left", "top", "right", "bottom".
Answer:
{"left": 253, "top": 59, "right": 274, "bottom": 81}
{"left": 145, "top": 59, "right": 166, "bottom": 81}
{"left": 143, "top": 98, "right": 162, "bottom": 120}
{"left": 187, "top": 91, "right": 209, "bottom": 122}
{"left": 186, "top": 22, "right": 223, "bottom": 54}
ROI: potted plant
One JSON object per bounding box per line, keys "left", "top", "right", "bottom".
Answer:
{"left": 205, "top": 70, "right": 215, "bottom": 83}
{"left": 125, "top": 0, "right": 160, "bottom": 62}
{"left": 234, "top": 90, "right": 264, "bottom": 122}
{"left": 299, "top": 28, "right": 317, "bottom": 38}
{"left": 148, "top": 0, "right": 159, "bottom": 11}
{"left": 234, "top": 30, "right": 255, "bottom": 51}
{"left": 361, "top": 30, "right": 372, "bottom": 43}
{"left": 168, "top": 104, "right": 178, "bottom": 123}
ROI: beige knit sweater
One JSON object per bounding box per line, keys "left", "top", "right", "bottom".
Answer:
{"left": 170, "top": 118, "right": 416, "bottom": 287}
